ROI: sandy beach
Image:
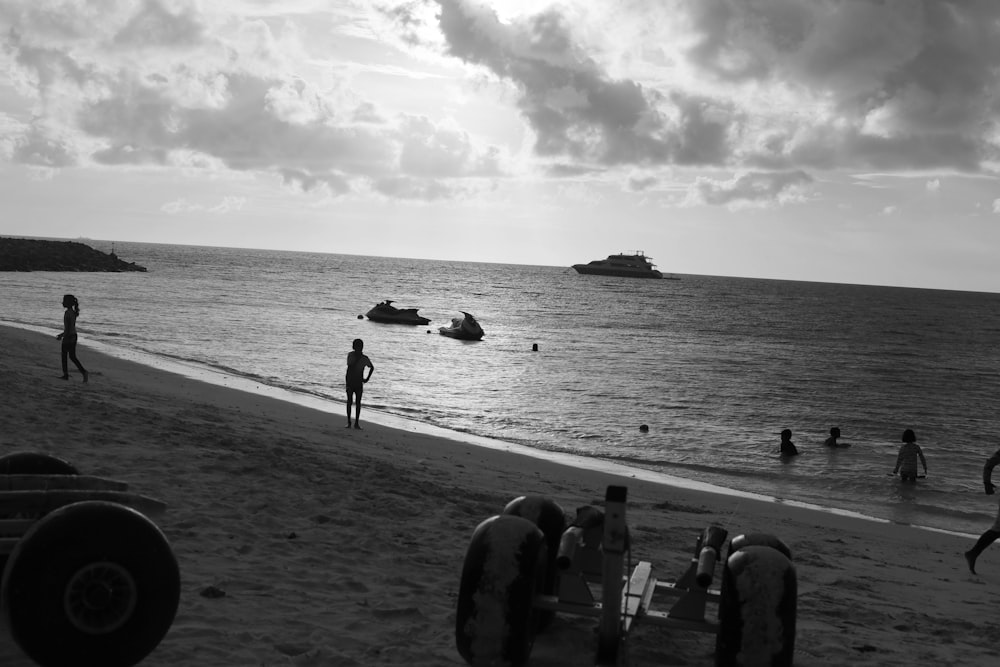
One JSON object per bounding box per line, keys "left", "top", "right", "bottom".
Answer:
{"left": 0, "top": 323, "right": 997, "bottom": 666}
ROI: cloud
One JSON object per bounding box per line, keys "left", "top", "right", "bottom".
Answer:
{"left": 112, "top": 0, "right": 204, "bottom": 48}
{"left": 6, "top": 0, "right": 1000, "bottom": 210}
{"left": 433, "top": 0, "right": 713, "bottom": 169}
{"left": 10, "top": 123, "right": 78, "bottom": 167}
{"left": 1, "top": 0, "right": 504, "bottom": 201}
{"left": 687, "top": 170, "right": 813, "bottom": 208}
{"left": 926, "top": 178, "right": 940, "bottom": 193}
{"left": 993, "top": 198, "right": 1000, "bottom": 214}
{"left": 425, "top": 0, "right": 1000, "bottom": 182}
{"left": 161, "top": 195, "right": 247, "bottom": 214}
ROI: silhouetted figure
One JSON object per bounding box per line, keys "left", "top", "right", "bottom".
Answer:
{"left": 345, "top": 338, "right": 374, "bottom": 429}
{"left": 893, "top": 429, "right": 927, "bottom": 482}
{"left": 779, "top": 429, "right": 799, "bottom": 457}
{"left": 965, "top": 448, "right": 1000, "bottom": 574}
{"left": 825, "top": 426, "right": 849, "bottom": 447}
{"left": 56, "top": 294, "right": 88, "bottom": 383}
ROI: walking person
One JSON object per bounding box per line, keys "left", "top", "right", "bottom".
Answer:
{"left": 892, "top": 429, "right": 927, "bottom": 483}
{"left": 964, "top": 448, "right": 1000, "bottom": 574}
{"left": 56, "top": 294, "right": 88, "bottom": 383}
{"left": 345, "top": 338, "right": 374, "bottom": 429}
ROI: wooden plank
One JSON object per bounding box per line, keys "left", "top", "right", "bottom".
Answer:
{"left": 622, "top": 560, "right": 654, "bottom": 632}
{"left": 642, "top": 608, "right": 719, "bottom": 634}
{"left": 0, "top": 475, "right": 129, "bottom": 492}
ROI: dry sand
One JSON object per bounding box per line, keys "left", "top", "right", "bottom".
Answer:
{"left": 0, "top": 324, "right": 997, "bottom": 666}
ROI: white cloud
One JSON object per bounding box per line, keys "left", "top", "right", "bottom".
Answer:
{"left": 685, "top": 170, "right": 813, "bottom": 208}
{"left": 0, "top": 0, "right": 506, "bottom": 201}
{"left": 417, "top": 0, "right": 1000, "bottom": 178}
{"left": 161, "top": 196, "right": 247, "bottom": 214}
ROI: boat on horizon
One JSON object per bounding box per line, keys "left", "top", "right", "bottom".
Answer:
{"left": 571, "top": 251, "right": 665, "bottom": 279}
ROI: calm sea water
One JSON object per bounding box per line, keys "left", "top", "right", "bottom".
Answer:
{"left": 3, "top": 241, "right": 1000, "bottom": 536}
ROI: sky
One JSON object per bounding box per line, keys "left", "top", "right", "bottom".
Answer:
{"left": 2, "top": 0, "right": 1000, "bottom": 292}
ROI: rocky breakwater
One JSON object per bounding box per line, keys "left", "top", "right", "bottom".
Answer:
{"left": 0, "top": 238, "right": 148, "bottom": 272}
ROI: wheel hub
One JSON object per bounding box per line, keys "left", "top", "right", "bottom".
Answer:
{"left": 64, "top": 561, "right": 137, "bottom": 634}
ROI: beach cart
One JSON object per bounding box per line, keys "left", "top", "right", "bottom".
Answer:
{"left": 456, "top": 485, "right": 796, "bottom": 667}
{"left": 0, "top": 452, "right": 179, "bottom": 667}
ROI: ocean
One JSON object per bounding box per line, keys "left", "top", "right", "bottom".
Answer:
{"left": 3, "top": 241, "right": 999, "bottom": 537}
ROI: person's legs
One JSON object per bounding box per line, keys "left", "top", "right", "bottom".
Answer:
{"left": 346, "top": 388, "right": 355, "bottom": 426}
{"left": 60, "top": 343, "right": 69, "bottom": 379}
{"left": 353, "top": 386, "right": 363, "bottom": 428}
{"left": 66, "top": 341, "right": 88, "bottom": 382}
{"left": 965, "top": 505, "right": 1000, "bottom": 573}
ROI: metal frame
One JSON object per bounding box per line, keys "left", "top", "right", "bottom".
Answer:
{"left": 533, "top": 485, "right": 728, "bottom": 666}
{"left": 0, "top": 474, "right": 167, "bottom": 557}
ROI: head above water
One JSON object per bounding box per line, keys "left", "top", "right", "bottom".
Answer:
{"left": 352, "top": 338, "right": 364, "bottom": 352}
{"left": 901, "top": 428, "right": 916, "bottom": 443}
{"left": 780, "top": 429, "right": 792, "bottom": 440}
{"left": 830, "top": 427, "right": 841, "bottom": 438}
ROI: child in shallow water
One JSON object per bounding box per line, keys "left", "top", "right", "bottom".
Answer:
{"left": 893, "top": 429, "right": 927, "bottom": 482}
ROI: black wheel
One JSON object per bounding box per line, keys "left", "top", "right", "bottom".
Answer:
{"left": 0, "top": 451, "right": 79, "bottom": 475}
{"left": 1, "top": 501, "right": 180, "bottom": 667}
{"left": 502, "top": 495, "right": 566, "bottom": 629}
{"left": 456, "top": 514, "right": 547, "bottom": 667}
{"left": 715, "top": 545, "right": 797, "bottom": 667}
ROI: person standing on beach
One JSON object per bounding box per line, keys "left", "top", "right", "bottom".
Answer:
{"left": 779, "top": 429, "right": 799, "bottom": 457}
{"left": 964, "top": 448, "right": 1000, "bottom": 574}
{"left": 345, "top": 338, "right": 374, "bottom": 429}
{"left": 892, "top": 429, "right": 927, "bottom": 482}
{"left": 56, "top": 294, "right": 88, "bottom": 383}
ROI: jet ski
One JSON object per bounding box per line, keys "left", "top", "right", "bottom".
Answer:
{"left": 365, "top": 300, "right": 431, "bottom": 325}
{"left": 439, "top": 312, "right": 484, "bottom": 340}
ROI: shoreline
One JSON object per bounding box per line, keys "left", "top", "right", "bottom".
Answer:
{"left": 1, "top": 323, "right": 998, "bottom": 665}
{"left": 1, "top": 321, "right": 970, "bottom": 539}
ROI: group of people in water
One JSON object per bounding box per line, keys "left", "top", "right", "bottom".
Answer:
{"left": 779, "top": 427, "right": 927, "bottom": 481}
{"left": 779, "top": 425, "right": 1000, "bottom": 574}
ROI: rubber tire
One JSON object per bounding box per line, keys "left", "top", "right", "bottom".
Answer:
{"left": 727, "top": 533, "right": 792, "bottom": 561}
{"left": 715, "top": 545, "right": 797, "bottom": 667}
{"left": 456, "top": 514, "right": 547, "bottom": 667}
{"left": 502, "top": 495, "right": 566, "bottom": 629}
{"left": 1, "top": 501, "right": 180, "bottom": 667}
{"left": 0, "top": 452, "right": 79, "bottom": 475}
